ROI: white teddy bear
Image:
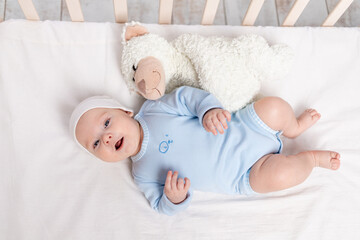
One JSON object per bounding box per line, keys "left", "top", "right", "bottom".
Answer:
{"left": 121, "top": 22, "right": 294, "bottom": 112}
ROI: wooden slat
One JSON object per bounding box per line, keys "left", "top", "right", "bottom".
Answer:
{"left": 159, "top": 0, "right": 173, "bottom": 24}
{"left": 282, "top": 0, "right": 310, "bottom": 26}
{"left": 17, "top": 0, "right": 40, "bottom": 20}
{"left": 65, "top": 0, "right": 84, "bottom": 22}
{"left": 277, "top": 0, "right": 328, "bottom": 27}
{"left": 62, "top": 0, "right": 114, "bottom": 22}
{"left": 6, "top": 0, "right": 61, "bottom": 21}
{"left": 322, "top": 0, "right": 354, "bottom": 26}
{"left": 326, "top": 0, "right": 360, "bottom": 27}
{"left": 114, "top": 0, "right": 128, "bottom": 23}
{"left": 0, "top": 0, "right": 4, "bottom": 22}
{"left": 242, "top": 0, "right": 265, "bottom": 26}
{"left": 173, "top": 0, "right": 225, "bottom": 25}
{"left": 201, "top": 0, "right": 220, "bottom": 25}
{"left": 223, "top": 0, "right": 278, "bottom": 26}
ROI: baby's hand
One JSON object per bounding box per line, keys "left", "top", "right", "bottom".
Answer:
{"left": 203, "top": 108, "right": 231, "bottom": 135}
{"left": 164, "top": 171, "right": 191, "bottom": 204}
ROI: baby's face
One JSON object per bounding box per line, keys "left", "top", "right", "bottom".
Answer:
{"left": 75, "top": 108, "right": 142, "bottom": 162}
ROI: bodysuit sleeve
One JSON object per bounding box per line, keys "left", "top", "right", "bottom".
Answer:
{"left": 134, "top": 175, "right": 193, "bottom": 216}
{"left": 157, "top": 86, "right": 224, "bottom": 126}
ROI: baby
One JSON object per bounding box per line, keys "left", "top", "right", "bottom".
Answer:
{"left": 70, "top": 86, "right": 340, "bottom": 216}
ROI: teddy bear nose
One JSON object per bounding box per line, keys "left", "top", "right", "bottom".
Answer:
{"left": 138, "top": 79, "right": 146, "bottom": 93}
{"left": 138, "top": 74, "right": 160, "bottom": 93}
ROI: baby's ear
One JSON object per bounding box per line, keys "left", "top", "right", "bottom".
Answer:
{"left": 124, "top": 24, "right": 149, "bottom": 42}
{"left": 125, "top": 110, "right": 134, "bottom": 117}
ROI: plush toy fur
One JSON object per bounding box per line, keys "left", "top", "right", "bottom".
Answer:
{"left": 121, "top": 22, "right": 294, "bottom": 112}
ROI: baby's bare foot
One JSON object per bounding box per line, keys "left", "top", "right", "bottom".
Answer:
{"left": 311, "top": 151, "right": 341, "bottom": 170}
{"left": 297, "top": 109, "right": 321, "bottom": 132}
{"left": 286, "top": 109, "right": 321, "bottom": 138}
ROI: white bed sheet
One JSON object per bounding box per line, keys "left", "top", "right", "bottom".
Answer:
{"left": 1, "top": 20, "right": 360, "bottom": 240}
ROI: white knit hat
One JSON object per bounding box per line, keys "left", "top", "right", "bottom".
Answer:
{"left": 69, "top": 96, "right": 133, "bottom": 152}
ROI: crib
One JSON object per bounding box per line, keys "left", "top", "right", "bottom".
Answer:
{"left": 1, "top": 1, "right": 360, "bottom": 240}
{"left": 1, "top": 0, "right": 359, "bottom": 26}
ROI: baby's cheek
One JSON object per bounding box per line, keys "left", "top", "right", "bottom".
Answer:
{"left": 96, "top": 148, "right": 113, "bottom": 162}
{"left": 124, "top": 140, "right": 134, "bottom": 153}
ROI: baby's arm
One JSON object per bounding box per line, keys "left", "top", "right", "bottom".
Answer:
{"left": 157, "top": 86, "right": 224, "bottom": 126}
{"left": 134, "top": 173, "right": 192, "bottom": 216}
{"left": 203, "top": 108, "right": 231, "bottom": 135}
{"left": 164, "top": 170, "right": 191, "bottom": 204}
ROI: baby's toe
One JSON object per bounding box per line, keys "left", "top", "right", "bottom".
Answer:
{"left": 308, "top": 109, "right": 321, "bottom": 120}
{"left": 330, "top": 159, "right": 341, "bottom": 170}
{"left": 313, "top": 113, "right": 321, "bottom": 121}
{"left": 307, "top": 109, "right": 318, "bottom": 115}
{"left": 330, "top": 152, "right": 341, "bottom": 170}
{"left": 331, "top": 152, "right": 340, "bottom": 160}
{"left": 306, "top": 109, "right": 315, "bottom": 113}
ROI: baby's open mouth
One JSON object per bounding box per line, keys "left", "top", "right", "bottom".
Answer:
{"left": 115, "top": 137, "right": 124, "bottom": 151}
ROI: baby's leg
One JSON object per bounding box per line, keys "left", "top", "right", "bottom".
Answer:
{"left": 254, "top": 97, "right": 321, "bottom": 138}
{"left": 249, "top": 151, "right": 340, "bottom": 193}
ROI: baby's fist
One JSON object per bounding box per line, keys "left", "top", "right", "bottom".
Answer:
{"left": 203, "top": 108, "right": 231, "bottom": 135}
{"left": 164, "top": 171, "right": 191, "bottom": 204}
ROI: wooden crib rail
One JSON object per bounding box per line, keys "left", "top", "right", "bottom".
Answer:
{"left": 17, "top": 0, "right": 39, "bottom": 21}
{"left": 65, "top": 0, "right": 84, "bottom": 22}
{"left": 282, "top": 0, "right": 311, "bottom": 26}
{"left": 10, "top": 0, "right": 358, "bottom": 27}
{"left": 114, "top": 0, "right": 128, "bottom": 23}
{"left": 159, "top": 0, "right": 174, "bottom": 24}
{"left": 322, "top": 0, "right": 354, "bottom": 26}
{"left": 201, "top": 0, "right": 220, "bottom": 25}
{"left": 242, "top": 0, "right": 265, "bottom": 26}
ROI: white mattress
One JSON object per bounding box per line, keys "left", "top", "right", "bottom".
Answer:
{"left": 1, "top": 20, "right": 360, "bottom": 239}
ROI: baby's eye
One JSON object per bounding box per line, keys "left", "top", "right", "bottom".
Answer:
{"left": 93, "top": 140, "right": 99, "bottom": 149}
{"left": 104, "top": 119, "right": 110, "bottom": 128}
{"left": 132, "top": 65, "right": 137, "bottom": 71}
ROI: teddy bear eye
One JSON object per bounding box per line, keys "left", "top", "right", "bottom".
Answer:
{"left": 132, "top": 65, "right": 137, "bottom": 71}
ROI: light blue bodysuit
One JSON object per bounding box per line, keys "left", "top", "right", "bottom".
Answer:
{"left": 131, "top": 86, "right": 282, "bottom": 216}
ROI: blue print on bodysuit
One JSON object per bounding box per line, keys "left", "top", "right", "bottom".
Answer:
{"left": 159, "top": 134, "right": 173, "bottom": 154}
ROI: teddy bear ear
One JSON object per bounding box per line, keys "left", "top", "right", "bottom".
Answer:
{"left": 123, "top": 23, "right": 149, "bottom": 42}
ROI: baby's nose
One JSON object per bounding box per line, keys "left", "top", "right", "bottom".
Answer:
{"left": 102, "top": 133, "right": 113, "bottom": 145}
